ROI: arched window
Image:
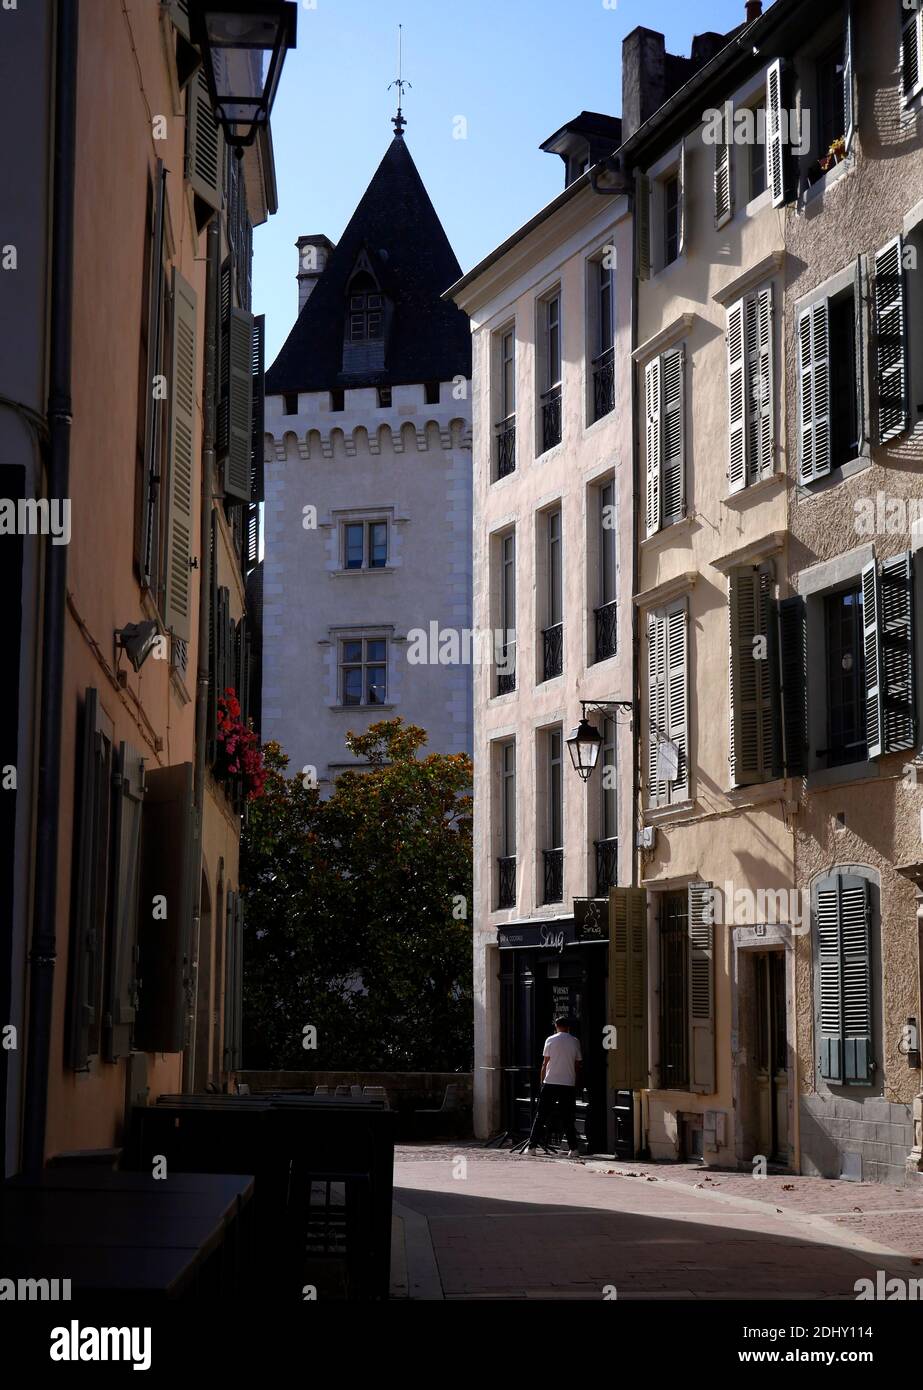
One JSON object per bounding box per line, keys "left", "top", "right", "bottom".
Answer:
{"left": 347, "top": 270, "right": 384, "bottom": 342}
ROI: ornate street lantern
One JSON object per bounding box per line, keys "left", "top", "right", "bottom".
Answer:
{"left": 190, "top": 1, "right": 297, "bottom": 150}
{"left": 566, "top": 717, "right": 603, "bottom": 783}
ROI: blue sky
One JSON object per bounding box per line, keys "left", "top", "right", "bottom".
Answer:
{"left": 255, "top": 0, "right": 755, "bottom": 362}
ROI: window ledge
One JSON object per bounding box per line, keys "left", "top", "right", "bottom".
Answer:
{"left": 806, "top": 759, "right": 880, "bottom": 792}
{"left": 800, "top": 154, "right": 852, "bottom": 210}
{"left": 796, "top": 453, "right": 871, "bottom": 499}
{"left": 722, "top": 471, "right": 785, "bottom": 506}
{"left": 723, "top": 777, "right": 791, "bottom": 807}
{"left": 583, "top": 408, "right": 617, "bottom": 439}
{"left": 640, "top": 513, "right": 697, "bottom": 551}
{"left": 536, "top": 441, "right": 564, "bottom": 464}
{"left": 332, "top": 566, "right": 396, "bottom": 577}
{"left": 331, "top": 702, "right": 397, "bottom": 713}
{"left": 643, "top": 797, "right": 696, "bottom": 826}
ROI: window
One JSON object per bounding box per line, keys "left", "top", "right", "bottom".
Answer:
{"left": 727, "top": 285, "right": 774, "bottom": 492}
{"left": 750, "top": 103, "right": 766, "bottom": 200}
{"left": 500, "top": 328, "right": 516, "bottom": 418}
{"left": 596, "top": 717, "right": 618, "bottom": 895}
{"left": 498, "top": 741, "right": 517, "bottom": 909}
{"left": 814, "top": 872, "right": 875, "bottom": 1085}
{"left": 714, "top": 103, "right": 733, "bottom": 226}
{"left": 647, "top": 599, "right": 689, "bottom": 807}
{"left": 539, "top": 293, "right": 562, "bottom": 453}
{"left": 594, "top": 479, "right": 617, "bottom": 662}
{"left": 283, "top": 392, "right": 298, "bottom": 416}
{"left": 425, "top": 380, "right": 440, "bottom": 405}
{"left": 495, "top": 327, "right": 516, "bottom": 478}
{"left": 340, "top": 637, "right": 387, "bottom": 706}
{"left": 824, "top": 586, "right": 866, "bottom": 766}
{"left": 543, "top": 729, "right": 564, "bottom": 904}
{"left": 377, "top": 386, "right": 392, "bottom": 408}
{"left": 330, "top": 388, "right": 345, "bottom": 412}
{"left": 541, "top": 509, "right": 563, "bottom": 682}
{"left": 644, "top": 346, "right": 685, "bottom": 534}
{"left": 590, "top": 257, "right": 615, "bottom": 421}
{"left": 135, "top": 163, "right": 169, "bottom": 598}
{"left": 830, "top": 291, "right": 858, "bottom": 468}
{"left": 659, "top": 892, "right": 689, "bottom": 1090}
{"left": 545, "top": 295, "right": 561, "bottom": 390}
{"left": 816, "top": 38, "right": 845, "bottom": 158}
{"left": 729, "top": 563, "right": 776, "bottom": 786}
{"left": 903, "top": 0, "right": 923, "bottom": 103}
{"left": 343, "top": 520, "right": 388, "bottom": 570}
{"left": 664, "top": 174, "right": 680, "bottom": 266}
{"left": 797, "top": 270, "right": 863, "bottom": 485}
{"left": 347, "top": 272, "right": 384, "bottom": 341}
{"left": 497, "top": 530, "right": 516, "bottom": 695}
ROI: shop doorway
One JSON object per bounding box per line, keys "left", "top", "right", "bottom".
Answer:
{"left": 751, "top": 950, "right": 788, "bottom": 1163}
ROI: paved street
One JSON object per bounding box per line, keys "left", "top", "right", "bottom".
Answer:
{"left": 391, "top": 1144, "right": 923, "bottom": 1300}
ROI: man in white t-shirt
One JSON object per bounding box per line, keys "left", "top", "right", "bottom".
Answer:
{"left": 523, "top": 1016, "right": 583, "bottom": 1157}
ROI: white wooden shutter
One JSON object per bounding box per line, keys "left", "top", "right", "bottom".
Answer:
{"left": 688, "top": 881, "right": 716, "bottom": 1094}
{"left": 729, "top": 566, "right": 774, "bottom": 785}
{"left": 752, "top": 285, "right": 774, "bottom": 479}
{"left": 862, "top": 558, "right": 884, "bottom": 759}
{"left": 661, "top": 347, "right": 685, "bottom": 526}
{"left": 187, "top": 69, "right": 223, "bottom": 214}
{"left": 766, "top": 59, "right": 786, "bottom": 208}
{"left": 644, "top": 355, "right": 662, "bottom": 536}
{"left": 880, "top": 551, "right": 917, "bottom": 753}
{"left": 164, "top": 270, "right": 197, "bottom": 640}
{"left": 666, "top": 600, "right": 689, "bottom": 802}
{"left": 714, "top": 103, "right": 733, "bottom": 226}
{"left": 817, "top": 874, "right": 873, "bottom": 1086}
{"left": 636, "top": 171, "right": 651, "bottom": 281}
{"left": 902, "top": 0, "right": 923, "bottom": 103}
{"left": 105, "top": 742, "right": 145, "bottom": 1062}
{"left": 874, "top": 237, "right": 909, "bottom": 444}
{"left": 647, "top": 610, "right": 667, "bottom": 807}
{"left": 225, "top": 306, "right": 255, "bottom": 501}
{"left": 727, "top": 299, "right": 747, "bottom": 494}
{"left": 678, "top": 139, "right": 687, "bottom": 256}
{"left": 844, "top": 1, "right": 855, "bottom": 153}
{"left": 798, "top": 299, "right": 831, "bottom": 484}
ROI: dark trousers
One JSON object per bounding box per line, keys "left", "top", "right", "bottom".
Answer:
{"left": 528, "top": 1083, "right": 579, "bottom": 1149}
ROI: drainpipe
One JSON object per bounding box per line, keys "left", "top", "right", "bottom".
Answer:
{"left": 22, "top": 0, "right": 80, "bottom": 1174}
{"left": 185, "top": 218, "right": 219, "bottom": 1092}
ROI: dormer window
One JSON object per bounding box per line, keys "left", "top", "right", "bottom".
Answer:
{"left": 348, "top": 271, "right": 384, "bottom": 342}
{"left": 342, "top": 252, "right": 390, "bottom": 375}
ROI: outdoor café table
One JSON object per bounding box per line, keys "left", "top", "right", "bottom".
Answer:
{"left": 0, "top": 1170, "right": 254, "bottom": 1298}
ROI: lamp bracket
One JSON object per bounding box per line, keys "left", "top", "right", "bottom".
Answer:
{"left": 581, "top": 700, "right": 633, "bottom": 718}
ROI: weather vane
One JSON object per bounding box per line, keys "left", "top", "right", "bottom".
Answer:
{"left": 388, "top": 24, "right": 411, "bottom": 136}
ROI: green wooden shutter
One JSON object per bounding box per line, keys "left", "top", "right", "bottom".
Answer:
{"left": 647, "top": 610, "right": 667, "bottom": 808}
{"left": 816, "top": 876, "right": 844, "bottom": 1083}
{"left": 644, "top": 356, "right": 661, "bottom": 536}
{"left": 727, "top": 299, "right": 747, "bottom": 494}
{"left": 729, "top": 565, "right": 774, "bottom": 785}
{"left": 224, "top": 307, "right": 254, "bottom": 501}
{"left": 609, "top": 888, "right": 648, "bottom": 1091}
{"left": 902, "top": 0, "right": 923, "bottom": 103}
{"left": 164, "top": 269, "right": 197, "bottom": 640}
{"left": 862, "top": 559, "right": 884, "bottom": 759}
{"left": 688, "top": 881, "right": 716, "bottom": 1094}
{"left": 874, "top": 237, "right": 909, "bottom": 444}
{"left": 67, "top": 689, "right": 111, "bottom": 1070}
{"left": 135, "top": 762, "right": 196, "bottom": 1054}
{"left": 817, "top": 874, "right": 873, "bottom": 1086}
{"left": 776, "top": 595, "right": 807, "bottom": 776}
{"left": 714, "top": 104, "right": 732, "bottom": 226}
{"left": 666, "top": 600, "right": 689, "bottom": 802}
{"left": 752, "top": 285, "right": 774, "bottom": 481}
{"left": 844, "top": 1, "right": 855, "bottom": 153}
{"left": 798, "top": 300, "right": 831, "bottom": 484}
{"left": 880, "top": 551, "right": 917, "bottom": 753}
{"left": 105, "top": 742, "right": 145, "bottom": 1062}
{"left": 186, "top": 68, "right": 223, "bottom": 217}
{"left": 766, "top": 59, "right": 787, "bottom": 208}
{"left": 661, "top": 347, "right": 685, "bottom": 526}
{"left": 635, "top": 170, "right": 651, "bottom": 281}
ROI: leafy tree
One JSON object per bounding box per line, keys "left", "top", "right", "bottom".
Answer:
{"left": 240, "top": 719, "right": 473, "bottom": 1071}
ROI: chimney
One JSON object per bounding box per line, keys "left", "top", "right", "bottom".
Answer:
{"left": 296, "top": 234, "right": 334, "bottom": 312}
{"left": 746, "top": 0, "right": 762, "bottom": 20}
{"left": 621, "top": 28, "right": 667, "bottom": 142}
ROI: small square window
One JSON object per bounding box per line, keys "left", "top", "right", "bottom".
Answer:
{"left": 283, "top": 392, "right": 298, "bottom": 415}
{"left": 369, "top": 522, "right": 388, "bottom": 568}
{"left": 350, "top": 295, "right": 365, "bottom": 311}
{"left": 330, "top": 389, "right": 345, "bottom": 412}
{"left": 366, "top": 639, "right": 386, "bottom": 663}
{"left": 368, "top": 294, "right": 382, "bottom": 310}
{"left": 378, "top": 387, "right": 392, "bottom": 408}
{"left": 425, "top": 380, "right": 440, "bottom": 405}
{"left": 344, "top": 524, "right": 364, "bottom": 569}
{"left": 342, "top": 639, "right": 363, "bottom": 664}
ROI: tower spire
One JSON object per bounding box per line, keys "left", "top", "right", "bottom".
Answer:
{"left": 388, "top": 24, "right": 411, "bottom": 137}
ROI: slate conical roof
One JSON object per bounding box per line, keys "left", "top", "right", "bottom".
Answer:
{"left": 267, "top": 135, "right": 471, "bottom": 394}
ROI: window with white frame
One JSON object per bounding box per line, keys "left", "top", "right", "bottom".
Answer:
{"left": 537, "top": 291, "right": 562, "bottom": 453}
{"left": 340, "top": 636, "right": 387, "bottom": 706}
{"left": 494, "top": 324, "right": 516, "bottom": 478}
{"left": 797, "top": 265, "right": 865, "bottom": 484}
{"left": 727, "top": 284, "right": 775, "bottom": 492}
{"left": 501, "top": 741, "right": 516, "bottom": 859}
{"left": 644, "top": 345, "right": 685, "bottom": 534}
{"left": 496, "top": 529, "right": 516, "bottom": 694}
{"left": 343, "top": 519, "right": 388, "bottom": 570}
{"left": 588, "top": 253, "right": 615, "bottom": 422}
{"left": 593, "top": 478, "right": 617, "bottom": 663}
{"left": 903, "top": 0, "right": 923, "bottom": 104}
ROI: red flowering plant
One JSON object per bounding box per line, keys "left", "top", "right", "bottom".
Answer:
{"left": 215, "top": 687, "right": 267, "bottom": 800}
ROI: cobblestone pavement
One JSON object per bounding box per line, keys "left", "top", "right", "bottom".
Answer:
{"left": 391, "top": 1143, "right": 923, "bottom": 1300}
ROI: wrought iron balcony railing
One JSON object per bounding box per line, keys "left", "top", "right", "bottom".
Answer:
{"left": 541, "top": 384, "right": 562, "bottom": 453}
{"left": 594, "top": 599, "right": 617, "bottom": 662}
{"left": 496, "top": 640, "right": 516, "bottom": 696}
{"left": 543, "top": 848, "right": 564, "bottom": 904}
{"left": 498, "top": 856, "right": 517, "bottom": 909}
{"left": 595, "top": 837, "right": 618, "bottom": 897}
{"left": 592, "top": 346, "right": 615, "bottom": 422}
{"left": 495, "top": 415, "right": 516, "bottom": 479}
{"left": 542, "top": 623, "right": 563, "bottom": 681}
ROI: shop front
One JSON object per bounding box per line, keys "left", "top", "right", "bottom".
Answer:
{"left": 497, "top": 901, "right": 609, "bottom": 1152}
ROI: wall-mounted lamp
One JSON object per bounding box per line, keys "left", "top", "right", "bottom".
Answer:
{"left": 115, "top": 620, "right": 159, "bottom": 673}
{"left": 189, "top": 0, "right": 297, "bottom": 152}
{"left": 566, "top": 700, "right": 632, "bottom": 783}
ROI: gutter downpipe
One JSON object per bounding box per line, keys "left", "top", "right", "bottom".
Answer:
{"left": 23, "top": 0, "right": 79, "bottom": 1174}
{"left": 186, "top": 217, "right": 220, "bottom": 1092}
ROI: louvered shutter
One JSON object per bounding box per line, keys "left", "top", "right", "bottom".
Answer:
{"left": 661, "top": 348, "right": 685, "bottom": 526}
{"left": 247, "top": 315, "right": 265, "bottom": 571}
{"left": 767, "top": 59, "right": 787, "bottom": 207}
{"left": 729, "top": 565, "right": 774, "bottom": 785}
{"left": 207, "top": 509, "right": 218, "bottom": 753}
{"left": 647, "top": 610, "right": 667, "bottom": 807}
{"left": 880, "top": 551, "right": 917, "bottom": 753}
{"left": 609, "top": 888, "right": 648, "bottom": 1090}
{"left": 862, "top": 559, "right": 884, "bottom": 759}
{"left": 874, "top": 237, "right": 909, "bottom": 444}
{"left": 105, "top": 742, "right": 145, "bottom": 1061}
{"left": 644, "top": 356, "right": 662, "bottom": 536}
{"left": 140, "top": 162, "right": 167, "bottom": 588}
{"left": 752, "top": 285, "right": 774, "bottom": 480}
{"left": 854, "top": 256, "right": 867, "bottom": 456}
{"left": 134, "top": 762, "right": 196, "bottom": 1054}
{"left": 678, "top": 139, "right": 687, "bottom": 256}
{"left": 902, "top": 0, "right": 923, "bottom": 103}
{"left": 666, "top": 601, "right": 689, "bottom": 802}
{"left": 224, "top": 307, "right": 254, "bottom": 501}
{"left": 168, "top": 0, "right": 190, "bottom": 38}
{"left": 798, "top": 300, "right": 831, "bottom": 484}
{"left": 816, "top": 874, "right": 873, "bottom": 1086}
{"left": 236, "top": 617, "right": 250, "bottom": 725}
{"left": 777, "top": 595, "right": 807, "bottom": 776}
{"left": 727, "top": 300, "right": 747, "bottom": 493}
{"left": 164, "top": 270, "right": 197, "bottom": 640}
{"left": 217, "top": 258, "right": 231, "bottom": 456}
{"left": 67, "top": 690, "right": 111, "bottom": 1070}
{"left": 714, "top": 104, "right": 732, "bottom": 226}
{"left": 844, "top": 2, "right": 855, "bottom": 153}
{"left": 688, "top": 881, "right": 716, "bottom": 1094}
{"left": 186, "top": 69, "right": 223, "bottom": 216}
{"left": 635, "top": 171, "right": 651, "bottom": 281}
